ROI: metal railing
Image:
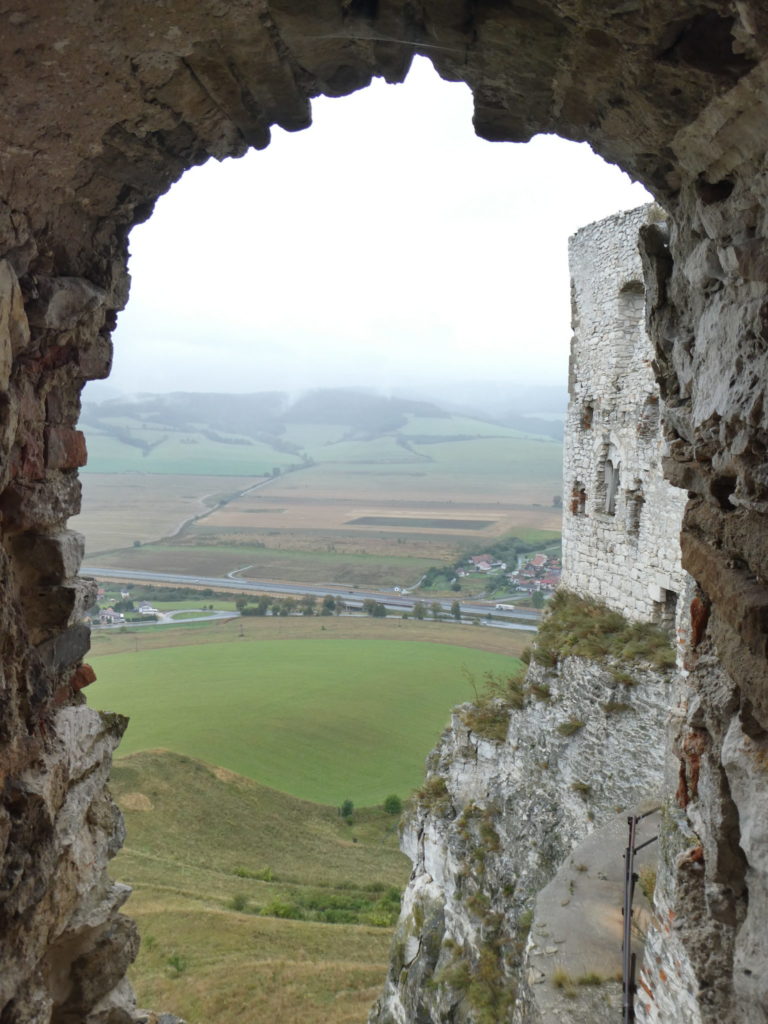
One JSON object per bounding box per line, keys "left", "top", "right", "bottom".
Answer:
{"left": 622, "top": 808, "right": 659, "bottom": 1023}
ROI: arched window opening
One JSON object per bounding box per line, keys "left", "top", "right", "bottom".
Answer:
{"left": 618, "top": 279, "right": 645, "bottom": 318}
{"left": 604, "top": 459, "right": 620, "bottom": 515}
{"left": 626, "top": 481, "right": 645, "bottom": 535}
{"left": 570, "top": 481, "right": 587, "bottom": 516}
{"left": 638, "top": 394, "right": 660, "bottom": 439}
{"left": 595, "top": 441, "right": 621, "bottom": 517}
{"left": 67, "top": 56, "right": 653, "bottom": 1024}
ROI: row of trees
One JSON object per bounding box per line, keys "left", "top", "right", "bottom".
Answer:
{"left": 237, "top": 594, "right": 341, "bottom": 617}
{"left": 363, "top": 598, "right": 461, "bottom": 621}
{"left": 237, "top": 594, "right": 463, "bottom": 620}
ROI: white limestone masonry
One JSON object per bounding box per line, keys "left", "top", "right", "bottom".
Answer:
{"left": 562, "top": 205, "right": 689, "bottom": 625}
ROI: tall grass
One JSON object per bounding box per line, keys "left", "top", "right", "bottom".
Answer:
{"left": 532, "top": 590, "right": 675, "bottom": 670}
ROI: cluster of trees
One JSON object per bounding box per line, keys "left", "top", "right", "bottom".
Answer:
{"left": 238, "top": 594, "right": 342, "bottom": 617}
{"left": 339, "top": 795, "right": 403, "bottom": 820}
{"left": 362, "top": 599, "right": 387, "bottom": 617}
{"left": 411, "top": 600, "right": 461, "bottom": 621}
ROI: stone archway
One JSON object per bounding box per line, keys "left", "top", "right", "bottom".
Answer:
{"left": 1, "top": 3, "right": 768, "bottom": 1021}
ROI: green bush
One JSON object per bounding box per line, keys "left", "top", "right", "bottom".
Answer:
{"left": 166, "top": 953, "right": 189, "bottom": 976}
{"left": 383, "top": 794, "right": 403, "bottom": 815}
{"left": 261, "top": 899, "right": 302, "bottom": 920}
{"left": 233, "top": 865, "right": 275, "bottom": 881}
{"left": 256, "top": 883, "right": 402, "bottom": 927}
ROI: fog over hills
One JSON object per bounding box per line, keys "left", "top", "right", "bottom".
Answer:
{"left": 81, "top": 383, "right": 567, "bottom": 442}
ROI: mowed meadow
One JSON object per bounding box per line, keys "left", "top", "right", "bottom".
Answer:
{"left": 92, "top": 620, "right": 526, "bottom": 806}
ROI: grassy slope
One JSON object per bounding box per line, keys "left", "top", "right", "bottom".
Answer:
{"left": 92, "top": 636, "right": 522, "bottom": 806}
{"left": 112, "top": 751, "right": 407, "bottom": 1024}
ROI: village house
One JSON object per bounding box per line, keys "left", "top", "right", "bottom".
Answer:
{"left": 99, "top": 608, "right": 125, "bottom": 625}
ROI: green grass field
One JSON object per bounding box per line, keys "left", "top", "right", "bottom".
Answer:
{"left": 83, "top": 429, "right": 302, "bottom": 476}
{"left": 93, "top": 637, "right": 521, "bottom": 806}
{"left": 264, "top": 435, "right": 562, "bottom": 504}
{"left": 400, "top": 413, "right": 549, "bottom": 439}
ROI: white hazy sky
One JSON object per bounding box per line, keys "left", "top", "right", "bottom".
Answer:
{"left": 102, "top": 57, "right": 651, "bottom": 398}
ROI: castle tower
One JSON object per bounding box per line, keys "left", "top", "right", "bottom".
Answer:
{"left": 562, "top": 205, "right": 688, "bottom": 625}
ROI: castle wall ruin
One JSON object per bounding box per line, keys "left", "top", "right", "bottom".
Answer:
{"left": 562, "top": 205, "right": 689, "bottom": 624}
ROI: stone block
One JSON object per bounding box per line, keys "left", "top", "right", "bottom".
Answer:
{"left": 79, "top": 334, "right": 113, "bottom": 381}
{"left": 24, "top": 579, "right": 94, "bottom": 641}
{"left": 10, "top": 427, "right": 45, "bottom": 480}
{"left": 36, "top": 625, "right": 92, "bottom": 675}
{"left": 71, "top": 663, "right": 97, "bottom": 692}
{"left": 0, "top": 258, "right": 30, "bottom": 390}
{"left": 10, "top": 529, "right": 85, "bottom": 583}
{"left": 681, "top": 531, "right": 768, "bottom": 657}
{"left": 45, "top": 384, "right": 82, "bottom": 426}
{"left": 0, "top": 473, "right": 82, "bottom": 530}
{"left": 45, "top": 426, "right": 88, "bottom": 470}
{"left": 26, "top": 276, "right": 106, "bottom": 331}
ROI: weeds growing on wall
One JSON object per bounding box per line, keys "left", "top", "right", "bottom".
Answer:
{"left": 459, "top": 668, "right": 526, "bottom": 741}
{"left": 532, "top": 590, "right": 675, "bottom": 670}
{"left": 413, "top": 775, "right": 452, "bottom": 815}
{"left": 436, "top": 924, "right": 518, "bottom": 1024}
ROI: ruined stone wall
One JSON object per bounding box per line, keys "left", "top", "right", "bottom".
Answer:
{"left": 562, "top": 206, "right": 689, "bottom": 624}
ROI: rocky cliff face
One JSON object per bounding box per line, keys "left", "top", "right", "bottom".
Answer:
{"left": 368, "top": 619, "right": 675, "bottom": 1024}
{"left": 0, "top": 703, "right": 138, "bottom": 1023}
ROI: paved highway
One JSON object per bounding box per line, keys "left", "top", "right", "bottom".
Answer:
{"left": 82, "top": 565, "right": 542, "bottom": 626}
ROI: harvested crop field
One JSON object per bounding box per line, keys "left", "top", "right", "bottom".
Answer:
{"left": 194, "top": 494, "right": 561, "bottom": 540}
{"left": 347, "top": 516, "right": 496, "bottom": 529}
{"left": 74, "top": 473, "right": 267, "bottom": 554}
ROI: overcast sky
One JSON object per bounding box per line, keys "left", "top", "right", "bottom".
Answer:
{"left": 96, "top": 57, "right": 651, "bottom": 400}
